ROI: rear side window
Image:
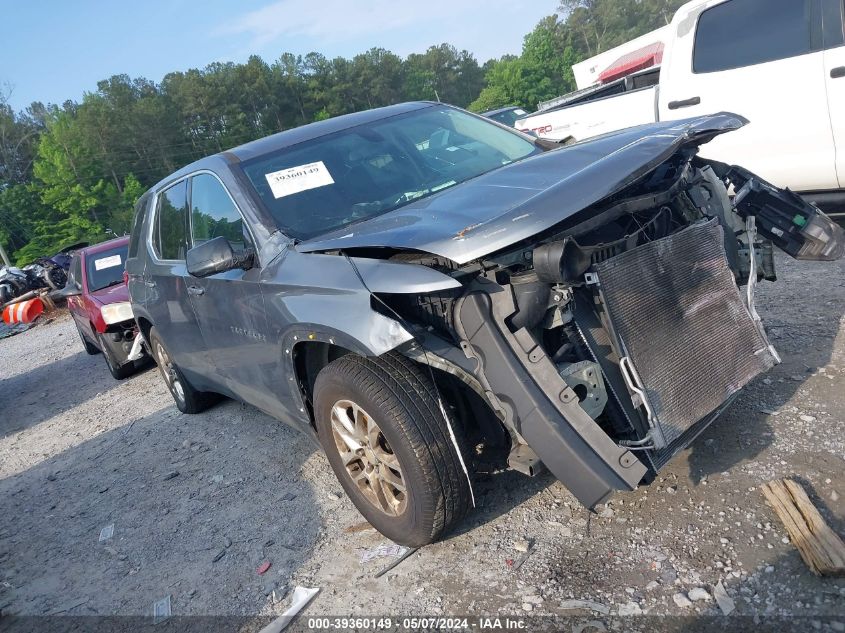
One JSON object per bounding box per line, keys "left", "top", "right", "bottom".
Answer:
{"left": 127, "top": 193, "right": 149, "bottom": 259}
{"left": 189, "top": 174, "right": 249, "bottom": 250}
{"left": 693, "top": 0, "right": 814, "bottom": 73}
{"left": 68, "top": 255, "right": 83, "bottom": 289}
{"left": 154, "top": 181, "right": 188, "bottom": 260}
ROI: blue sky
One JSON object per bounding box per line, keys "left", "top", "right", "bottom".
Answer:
{"left": 1, "top": 0, "right": 557, "bottom": 112}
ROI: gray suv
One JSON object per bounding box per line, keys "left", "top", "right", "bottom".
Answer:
{"left": 127, "top": 102, "right": 844, "bottom": 546}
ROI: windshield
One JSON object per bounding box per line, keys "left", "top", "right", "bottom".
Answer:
{"left": 85, "top": 244, "right": 128, "bottom": 292}
{"left": 240, "top": 106, "right": 540, "bottom": 240}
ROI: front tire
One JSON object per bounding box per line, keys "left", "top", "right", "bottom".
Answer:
{"left": 75, "top": 321, "right": 100, "bottom": 355}
{"left": 314, "top": 353, "right": 471, "bottom": 546}
{"left": 148, "top": 327, "right": 216, "bottom": 414}
{"left": 96, "top": 332, "right": 135, "bottom": 380}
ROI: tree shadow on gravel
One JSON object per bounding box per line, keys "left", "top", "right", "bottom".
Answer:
{"left": 686, "top": 255, "right": 845, "bottom": 486}
{"left": 0, "top": 400, "right": 319, "bottom": 618}
{"left": 0, "top": 350, "right": 136, "bottom": 434}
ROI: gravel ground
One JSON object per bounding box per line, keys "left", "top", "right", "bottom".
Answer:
{"left": 1, "top": 253, "right": 844, "bottom": 631}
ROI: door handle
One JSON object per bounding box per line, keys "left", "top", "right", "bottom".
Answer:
{"left": 144, "top": 280, "right": 156, "bottom": 288}
{"left": 667, "top": 96, "right": 701, "bottom": 110}
{"left": 831, "top": 66, "right": 845, "bottom": 79}
{"left": 187, "top": 286, "right": 205, "bottom": 296}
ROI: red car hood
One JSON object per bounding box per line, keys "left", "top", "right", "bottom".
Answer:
{"left": 89, "top": 283, "right": 130, "bottom": 305}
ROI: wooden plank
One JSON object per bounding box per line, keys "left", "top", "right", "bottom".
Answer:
{"left": 762, "top": 480, "right": 835, "bottom": 576}
{"left": 784, "top": 480, "right": 845, "bottom": 570}
{"left": 761, "top": 478, "right": 845, "bottom": 576}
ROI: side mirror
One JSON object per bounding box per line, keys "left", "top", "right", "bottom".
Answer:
{"left": 187, "top": 236, "right": 254, "bottom": 278}
{"left": 55, "top": 282, "right": 82, "bottom": 298}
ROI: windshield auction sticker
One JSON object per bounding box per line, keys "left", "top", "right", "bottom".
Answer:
{"left": 94, "top": 254, "right": 122, "bottom": 270}
{"left": 265, "top": 161, "right": 335, "bottom": 199}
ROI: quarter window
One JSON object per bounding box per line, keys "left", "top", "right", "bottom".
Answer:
{"left": 693, "top": 0, "right": 814, "bottom": 73}
{"left": 127, "top": 193, "right": 149, "bottom": 259}
{"left": 189, "top": 174, "right": 249, "bottom": 250}
{"left": 154, "top": 181, "right": 188, "bottom": 260}
{"left": 68, "top": 255, "right": 83, "bottom": 290}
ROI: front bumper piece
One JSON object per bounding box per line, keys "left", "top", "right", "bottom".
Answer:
{"left": 456, "top": 281, "right": 648, "bottom": 510}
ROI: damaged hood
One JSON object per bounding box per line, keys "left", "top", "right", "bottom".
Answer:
{"left": 296, "top": 113, "right": 747, "bottom": 265}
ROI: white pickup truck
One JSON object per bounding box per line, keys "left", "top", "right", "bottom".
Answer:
{"left": 517, "top": 0, "right": 845, "bottom": 213}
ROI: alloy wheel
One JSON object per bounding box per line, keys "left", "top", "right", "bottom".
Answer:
{"left": 330, "top": 399, "right": 407, "bottom": 516}
{"left": 155, "top": 341, "right": 185, "bottom": 403}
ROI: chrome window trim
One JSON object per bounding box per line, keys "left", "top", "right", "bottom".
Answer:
{"left": 185, "top": 170, "right": 259, "bottom": 254}
{"left": 147, "top": 174, "right": 189, "bottom": 265}
{"left": 146, "top": 169, "right": 258, "bottom": 267}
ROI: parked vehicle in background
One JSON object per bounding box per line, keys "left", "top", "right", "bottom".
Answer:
{"left": 570, "top": 25, "right": 672, "bottom": 91}
{"left": 22, "top": 258, "right": 65, "bottom": 291}
{"left": 0, "top": 250, "right": 70, "bottom": 304}
{"left": 480, "top": 106, "right": 531, "bottom": 128}
{"left": 63, "top": 237, "right": 148, "bottom": 379}
{"left": 0, "top": 266, "right": 30, "bottom": 305}
{"left": 127, "top": 102, "right": 843, "bottom": 546}
{"left": 36, "top": 244, "right": 79, "bottom": 289}
{"left": 517, "top": 0, "right": 845, "bottom": 216}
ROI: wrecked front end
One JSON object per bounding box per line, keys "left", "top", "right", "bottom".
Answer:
{"left": 304, "top": 115, "right": 845, "bottom": 509}
{"left": 448, "top": 172, "right": 838, "bottom": 507}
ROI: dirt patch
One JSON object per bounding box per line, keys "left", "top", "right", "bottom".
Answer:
{"left": 1, "top": 254, "right": 844, "bottom": 627}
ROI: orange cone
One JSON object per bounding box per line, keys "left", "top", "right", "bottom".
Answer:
{"left": 2, "top": 297, "right": 44, "bottom": 325}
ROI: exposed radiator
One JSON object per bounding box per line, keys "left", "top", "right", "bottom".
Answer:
{"left": 592, "top": 219, "right": 777, "bottom": 450}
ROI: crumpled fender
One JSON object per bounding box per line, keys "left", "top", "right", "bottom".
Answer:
{"left": 261, "top": 248, "right": 459, "bottom": 360}
{"left": 347, "top": 256, "right": 461, "bottom": 294}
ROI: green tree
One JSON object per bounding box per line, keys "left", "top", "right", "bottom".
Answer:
{"left": 26, "top": 107, "right": 143, "bottom": 259}
{"left": 470, "top": 17, "right": 580, "bottom": 112}
{"left": 350, "top": 48, "right": 405, "bottom": 109}
{"left": 558, "top": 0, "right": 686, "bottom": 57}
{"left": 469, "top": 57, "right": 530, "bottom": 111}
{"left": 0, "top": 89, "right": 43, "bottom": 186}
{"left": 2, "top": 0, "right": 688, "bottom": 262}
{"left": 404, "top": 44, "right": 484, "bottom": 107}
{"left": 34, "top": 108, "right": 102, "bottom": 223}
{"left": 0, "top": 184, "right": 41, "bottom": 254}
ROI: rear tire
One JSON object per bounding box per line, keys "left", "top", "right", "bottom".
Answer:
{"left": 314, "top": 352, "right": 471, "bottom": 546}
{"left": 148, "top": 327, "right": 216, "bottom": 414}
{"left": 75, "top": 321, "right": 100, "bottom": 355}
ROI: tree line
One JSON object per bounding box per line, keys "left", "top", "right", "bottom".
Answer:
{"left": 0, "top": 0, "right": 684, "bottom": 265}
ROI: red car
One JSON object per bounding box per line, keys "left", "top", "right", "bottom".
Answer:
{"left": 64, "top": 237, "right": 148, "bottom": 379}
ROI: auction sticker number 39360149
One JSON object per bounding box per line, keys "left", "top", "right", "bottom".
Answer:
{"left": 265, "top": 161, "right": 335, "bottom": 199}
{"left": 94, "top": 255, "right": 122, "bottom": 270}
